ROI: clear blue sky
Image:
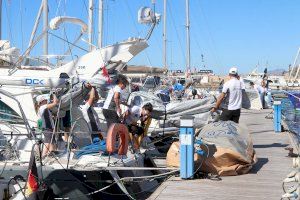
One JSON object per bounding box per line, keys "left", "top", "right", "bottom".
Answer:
{"left": 2, "top": 0, "right": 300, "bottom": 75}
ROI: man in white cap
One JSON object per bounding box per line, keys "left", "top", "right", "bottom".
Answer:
{"left": 36, "top": 93, "right": 59, "bottom": 156}
{"left": 211, "top": 67, "right": 242, "bottom": 123}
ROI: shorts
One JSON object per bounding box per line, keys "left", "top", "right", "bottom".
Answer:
{"left": 220, "top": 109, "right": 241, "bottom": 123}
{"left": 128, "top": 125, "right": 144, "bottom": 136}
{"left": 62, "top": 110, "right": 71, "bottom": 128}
{"left": 43, "top": 130, "right": 55, "bottom": 144}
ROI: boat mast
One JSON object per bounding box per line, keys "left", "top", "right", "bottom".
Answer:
{"left": 163, "top": 0, "right": 167, "bottom": 70}
{"left": 28, "top": 2, "right": 43, "bottom": 49}
{"left": 0, "top": 0, "right": 2, "bottom": 40}
{"left": 43, "top": 0, "right": 48, "bottom": 56}
{"left": 288, "top": 47, "right": 300, "bottom": 83}
{"left": 98, "top": 0, "right": 103, "bottom": 49}
{"left": 88, "top": 0, "right": 94, "bottom": 51}
{"left": 185, "top": 0, "right": 190, "bottom": 73}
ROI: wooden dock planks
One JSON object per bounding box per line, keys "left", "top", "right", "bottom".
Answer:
{"left": 149, "top": 109, "right": 294, "bottom": 200}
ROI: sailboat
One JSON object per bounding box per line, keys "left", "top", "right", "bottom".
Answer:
{"left": 0, "top": 1, "right": 174, "bottom": 199}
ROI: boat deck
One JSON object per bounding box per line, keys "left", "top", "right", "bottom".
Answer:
{"left": 149, "top": 109, "right": 295, "bottom": 200}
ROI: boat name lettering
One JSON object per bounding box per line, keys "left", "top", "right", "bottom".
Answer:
{"left": 25, "top": 78, "right": 44, "bottom": 85}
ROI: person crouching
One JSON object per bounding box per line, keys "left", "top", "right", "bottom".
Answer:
{"left": 123, "top": 103, "right": 153, "bottom": 149}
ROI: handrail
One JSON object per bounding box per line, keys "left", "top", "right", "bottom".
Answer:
{"left": 281, "top": 90, "right": 300, "bottom": 101}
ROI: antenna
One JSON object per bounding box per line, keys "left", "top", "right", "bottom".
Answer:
{"left": 163, "top": 0, "right": 167, "bottom": 71}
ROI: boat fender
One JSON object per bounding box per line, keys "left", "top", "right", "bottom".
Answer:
{"left": 106, "top": 123, "right": 129, "bottom": 155}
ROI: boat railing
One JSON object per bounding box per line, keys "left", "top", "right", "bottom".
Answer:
{"left": 0, "top": 89, "right": 34, "bottom": 139}
{"left": 281, "top": 90, "right": 300, "bottom": 101}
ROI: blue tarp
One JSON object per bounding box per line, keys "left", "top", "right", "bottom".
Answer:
{"left": 173, "top": 83, "right": 184, "bottom": 91}
{"left": 74, "top": 137, "right": 107, "bottom": 159}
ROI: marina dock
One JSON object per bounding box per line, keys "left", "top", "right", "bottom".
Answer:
{"left": 149, "top": 109, "right": 294, "bottom": 200}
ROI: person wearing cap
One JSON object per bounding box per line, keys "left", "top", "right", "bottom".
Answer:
{"left": 211, "top": 67, "right": 242, "bottom": 123}
{"left": 37, "top": 93, "right": 59, "bottom": 156}
{"left": 123, "top": 103, "right": 153, "bottom": 149}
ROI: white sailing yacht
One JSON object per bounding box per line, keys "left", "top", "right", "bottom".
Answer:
{"left": 0, "top": 1, "right": 170, "bottom": 199}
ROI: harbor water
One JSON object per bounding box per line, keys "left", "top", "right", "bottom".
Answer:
{"left": 280, "top": 92, "right": 300, "bottom": 138}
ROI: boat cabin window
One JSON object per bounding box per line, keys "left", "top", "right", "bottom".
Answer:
{"left": 0, "top": 101, "right": 23, "bottom": 124}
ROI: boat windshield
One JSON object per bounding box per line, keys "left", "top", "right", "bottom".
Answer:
{"left": 0, "top": 101, "right": 24, "bottom": 124}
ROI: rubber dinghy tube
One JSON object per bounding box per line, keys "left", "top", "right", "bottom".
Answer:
{"left": 106, "top": 123, "right": 129, "bottom": 155}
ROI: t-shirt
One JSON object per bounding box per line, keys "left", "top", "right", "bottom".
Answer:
{"left": 103, "top": 85, "right": 124, "bottom": 110}
{"left": 254, "top": 84, "right": 265, "bottom": 94}
{"left": 173, "top": 83, "right": 184, "bottom": 91}
{"left": 81, "top": 102, "right": 101, "bottom": 132}
{"left": 125, "top": 105, "right": 141, "bottom": 125}
{"left": 38, "top": 105, "right": 54, "bottom": 130}
{"left": 222, "top": 78, "right": 242, "bottom": 110}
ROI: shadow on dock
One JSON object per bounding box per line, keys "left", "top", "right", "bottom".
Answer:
{"left": 253, "top": 143, "right": 288, "bottom": 148}
{"left": 249, "top": 157, "right": 268, "bottom": 174}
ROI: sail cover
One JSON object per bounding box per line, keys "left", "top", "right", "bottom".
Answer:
{"left": 196, "top": 121, "right": 257, "bottom": 176}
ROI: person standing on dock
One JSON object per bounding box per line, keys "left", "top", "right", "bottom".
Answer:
{"left": 37, "top": 93, "right": 58, "bottom": 157}
{"left": 211, "top": 67, "right": 242, "bottom": 123}
{"left": 250, "top": 81, "right": 265, "bottom": 109}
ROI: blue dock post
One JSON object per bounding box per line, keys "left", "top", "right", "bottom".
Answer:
{"left": 180, "top": 115, "right": 195, "bottom": 179}
{"left": 273, "top": 101, "right": 282, "bottom": 132}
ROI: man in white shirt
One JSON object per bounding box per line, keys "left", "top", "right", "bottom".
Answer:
{"left": 37, "top": 93, "right": 58, "bottom": 156}
{"left": 211, "top": 67, "right": 242, "bottom": 123}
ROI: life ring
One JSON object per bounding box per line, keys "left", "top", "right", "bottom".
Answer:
{"left": 106, "top": 123, "right": 129, "bottom": 155}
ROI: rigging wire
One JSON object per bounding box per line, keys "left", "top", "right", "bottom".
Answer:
{"left": 19, "top": 0, "right": 24, "bottom": 52}
{"left": 48, "top": 32, "right": 88, "bottom": 52}
{"left": 123, "top": 0, "right": 152, "bottom": 67}
{"left": 123, "top": 0, "right": 141, "bottom": 37}
{"left": 167, "top": 0, "right": 185, "bottom": 67}
{"left": 84, "top": 170, "right": 179, "bottom": 197}
{"left": 38, "top": 138, "right": 177, "bottom": 200}
{"left": 195, "top": 0, "right": 223, "bottom": 70}
{"left": 4, "top": 0, "right": 13, "bottom": 43}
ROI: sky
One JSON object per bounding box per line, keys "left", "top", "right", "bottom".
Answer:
{"left": 2, "top": 0, "right": 300, "bottom": 75}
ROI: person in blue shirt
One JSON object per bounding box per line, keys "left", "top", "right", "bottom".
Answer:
{"left": 172, "top": 79, "right": 184, "bottom": 99}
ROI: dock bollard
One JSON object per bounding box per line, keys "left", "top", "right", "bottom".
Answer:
{"left": 180, "top": 115, "right": 195, "bottom": 179}
{"left": 273, "top": 101, "right": 282, "bottom": 132}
